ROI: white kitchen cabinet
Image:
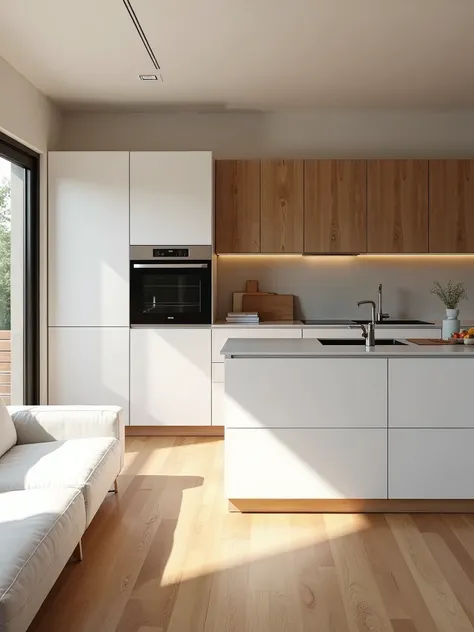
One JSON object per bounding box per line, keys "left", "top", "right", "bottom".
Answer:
{"left": 212, "top": 384, "right": 225, "bottom": 426}
{"left": 130, "top": 151, "right": 212, "bottom": 245}
{"left": 211, "top": 363, "right": 224, "bottom": 426}
{"left": 226, "top": 428, "right": 387, "bottom": 499}
{"left": 212, "top": 327, "right": 302, "bottom": 363}
{"left": 303, "top": 327, "right": 440, "bottom": 340}
{"left": 48, "top": 152, "right": 129, "bottom": 326}
{"left": 130, "top": 328, "right": 211, "bottom": 426}
{"left": 225, "top": 357, "right": 387, "bottom": 429}
{"left": 389, "top": 429, "right": 474, "bottom": 499}
{"left": 48, "top": 327, "right": 130, "bottom": 424}
{"left": 389, "top": 358, "right": 474, "bottom": 428}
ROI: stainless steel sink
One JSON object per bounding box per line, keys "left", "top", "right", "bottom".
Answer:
{"left": 318, "top": 338, "right": 407, "bottom": 346}
{"left": 352, "top": 319, "right": 433, "bottom": 325}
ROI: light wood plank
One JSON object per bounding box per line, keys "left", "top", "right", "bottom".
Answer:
{"left": 429, "top": 160, "right": 474, "bottom": 253}
{"left": 304, "top": 159, "right": 367, "bottom": 254}
{"left": 325, "top": 513, "right": 393, "bottom": 632}
{"left": 261, "top": 159, "right": 304, "bottom": 253}
{"left": 387, "top": 514, "right": 473, "bottom": 632}
{"left": 368, "top": 160, "right": 428, "bottom": 253}
{"left": 215, "top": 160, "right": 261, "bottom": 253}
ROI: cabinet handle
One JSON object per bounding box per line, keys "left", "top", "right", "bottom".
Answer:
{"left": 133, "top": 263, "right": 208, "bottom": 269}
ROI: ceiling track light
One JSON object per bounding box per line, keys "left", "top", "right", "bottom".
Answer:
{"left": 122, "top": 0, "right": 160, "bottom": 70}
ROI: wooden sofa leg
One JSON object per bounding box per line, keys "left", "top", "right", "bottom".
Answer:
{"left": 71, "top": 540, "right": 83, "bottom": 563}
{"left": 114, "top": 479, "right": 119, "bottom": 494}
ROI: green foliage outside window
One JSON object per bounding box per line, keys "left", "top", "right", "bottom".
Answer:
{"left": 0, "top": 178, "right": 11, "bottom": 330}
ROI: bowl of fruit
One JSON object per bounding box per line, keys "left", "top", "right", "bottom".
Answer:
{"left": 451, "top": 328, "right": 474, "bottom": 344}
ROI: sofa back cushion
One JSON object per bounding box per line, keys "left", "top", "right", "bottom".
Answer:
{"left": 0, "top": 399, "right": 17, "bottom": 456}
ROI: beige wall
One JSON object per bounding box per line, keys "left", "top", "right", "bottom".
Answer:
{"left": 0, "top": 55, "right": 61, "bottom": 152}
{"left": 0, "top": 55, "right": 63, "bottom": 403}
{"left": 59, "top": 109, "right": 474, "bottom": 157}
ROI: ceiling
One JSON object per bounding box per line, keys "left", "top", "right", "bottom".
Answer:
{"left": 0, "top": 0, "right": 474, "bottom": 111}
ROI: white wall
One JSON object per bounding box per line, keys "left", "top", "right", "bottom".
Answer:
{"left": 216, "top": 256, "right": 474, "bottom": 321}
{"left": 0, "top": 55, "right": 63, "bottom": 403}
{"left": 0, "top": 55, "right": 61, "bottom": 152}
{"left": 59, "top": 109, "right": 474, "bottom": 157}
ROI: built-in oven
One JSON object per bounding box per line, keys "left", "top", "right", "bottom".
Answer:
{"left": 130, "top": 246, "right": 212, "bottom": 325}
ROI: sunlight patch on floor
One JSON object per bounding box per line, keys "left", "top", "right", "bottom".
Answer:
{"left": 159, "top": 512, "right": 372, "bottom": 586}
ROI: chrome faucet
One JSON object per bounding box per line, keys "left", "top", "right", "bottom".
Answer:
{"left": 377, "top": 283, "right": 390, "bottom": 322}
{"left": 351, "top": 300, "right": 376, "bottom": 348}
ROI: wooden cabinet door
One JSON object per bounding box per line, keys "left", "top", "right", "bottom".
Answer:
{"left": 368, "top": 160, "right": 428, "bottom": 253}
{"left": 304, "top": 160, "right": 367, "bottom": 253}
{"left": 429, "top": 160, "right": 474, "bottom": 252}
{"left": 261, "top": 160, "right": 304, "bottom": 252}
{"left": 215, "top": 160, "right": 260, "bottom": 253}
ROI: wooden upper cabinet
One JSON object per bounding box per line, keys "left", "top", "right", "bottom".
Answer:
{"left": 304, "top": 160, "right": 367, "bottom": 253}
{"left": 367, "top": 160, "right": 428, "bottom": 253}
{"left": 215, "top": 160, "right": 261, "bottom": 253}
{"left": 429, "top": 160, "right": 474, "bottom": 253}
{"left": 261, "top": 160, "right": 304, "bottom": 253}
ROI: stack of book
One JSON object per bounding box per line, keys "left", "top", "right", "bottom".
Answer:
{"left": 225, "top": 312, "right": 260, "bottom": 324}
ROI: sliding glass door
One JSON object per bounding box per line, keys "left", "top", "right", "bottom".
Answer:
{"left": 0, "top": 133, "right": 39, "bottom": 405}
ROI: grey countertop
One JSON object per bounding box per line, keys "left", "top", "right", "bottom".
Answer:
{"left": 221, "top": 337, "right": 474, "bottom": 358}
{"left": 212, "top": 320, "right": 441, "bottom": 329}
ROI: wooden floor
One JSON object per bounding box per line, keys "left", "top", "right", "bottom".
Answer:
{"left": 30, "top": 437, "right": 474, "bottom": 632}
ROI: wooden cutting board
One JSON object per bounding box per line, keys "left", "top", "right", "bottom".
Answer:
{"left": 232, "top": 291, "right": 275, "bottom": 312}
{"left": 406, "top": 338, "right": 457, "bottom": 345}
{"left": 242, "top": 294, "right": 294, "bottom": 321}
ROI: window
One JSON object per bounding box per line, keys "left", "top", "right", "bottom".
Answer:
{"left": 0, "top": 132, "right": 39, "bottom": 405}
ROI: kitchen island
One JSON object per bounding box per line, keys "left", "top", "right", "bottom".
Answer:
{"left": 222, "top": 338, "right": 474, "bottom": 512}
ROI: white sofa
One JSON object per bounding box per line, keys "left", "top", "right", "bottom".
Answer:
{"left": 0, "top": 404, "right": 124, "bottom": 632}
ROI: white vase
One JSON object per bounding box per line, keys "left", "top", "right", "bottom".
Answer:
{"left": 442, "top": 308, "right": 460, "bottom": 340}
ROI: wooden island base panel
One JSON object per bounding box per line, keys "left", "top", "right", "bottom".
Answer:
{"left": 229, "top": 499, "right": 474, "bottom": 513}
{"left": 125, "top": 426, "right": 224, "bottom": 437}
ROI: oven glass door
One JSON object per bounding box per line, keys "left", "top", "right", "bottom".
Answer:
{"left": 130, "top": 261, "right": 211, "bottom": 324}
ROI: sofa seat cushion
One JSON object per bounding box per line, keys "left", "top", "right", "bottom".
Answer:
{"left": 0, "top": 437, "right": 121, "bottom": 525}
{"left": 0, "top": 401, "right": 16, "bottom": 459}
{"left": 0, "top": 489, "right": 85, "bottom": 632}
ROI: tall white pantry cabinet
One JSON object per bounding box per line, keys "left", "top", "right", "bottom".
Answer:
{"left": 48, "top": 151, "right": 214, "bottom": 426}
{"left": 48, "top": 152, "right": 130, "bottom": 423}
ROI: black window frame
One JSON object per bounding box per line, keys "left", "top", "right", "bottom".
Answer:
{"left": 0, "top": 131, "right": 40, "bottom": 404}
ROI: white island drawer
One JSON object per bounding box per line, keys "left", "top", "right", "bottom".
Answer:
{"left": 226, "top": 428, "right": 387, "bottom": 499}
{"left": 389, "top": 358, "right": 474, "bottom": 428}
{"left": 389, "top": 429, "right": 474, "bottom": 499}
{"left": 212, "top": 327, "right": 301, "bottom": 363}
{"left": 225, "top": 357, "right": 387, "bottom": 428}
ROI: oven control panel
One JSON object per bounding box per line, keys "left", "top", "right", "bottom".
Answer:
{"left": 153, "top": 248, "right": 189, "bottom": 258}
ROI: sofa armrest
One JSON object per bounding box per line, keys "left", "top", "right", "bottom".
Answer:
{"left": 8, "top": 406, "right": 124, "bottom": 464}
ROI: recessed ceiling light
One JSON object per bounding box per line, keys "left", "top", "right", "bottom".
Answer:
{"left": 139, "top": 74, "right": 158, "bottom": 81}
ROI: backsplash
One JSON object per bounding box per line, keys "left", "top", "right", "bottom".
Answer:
{"left": 216, "top": 256, "right": 474, "bottom": 321}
